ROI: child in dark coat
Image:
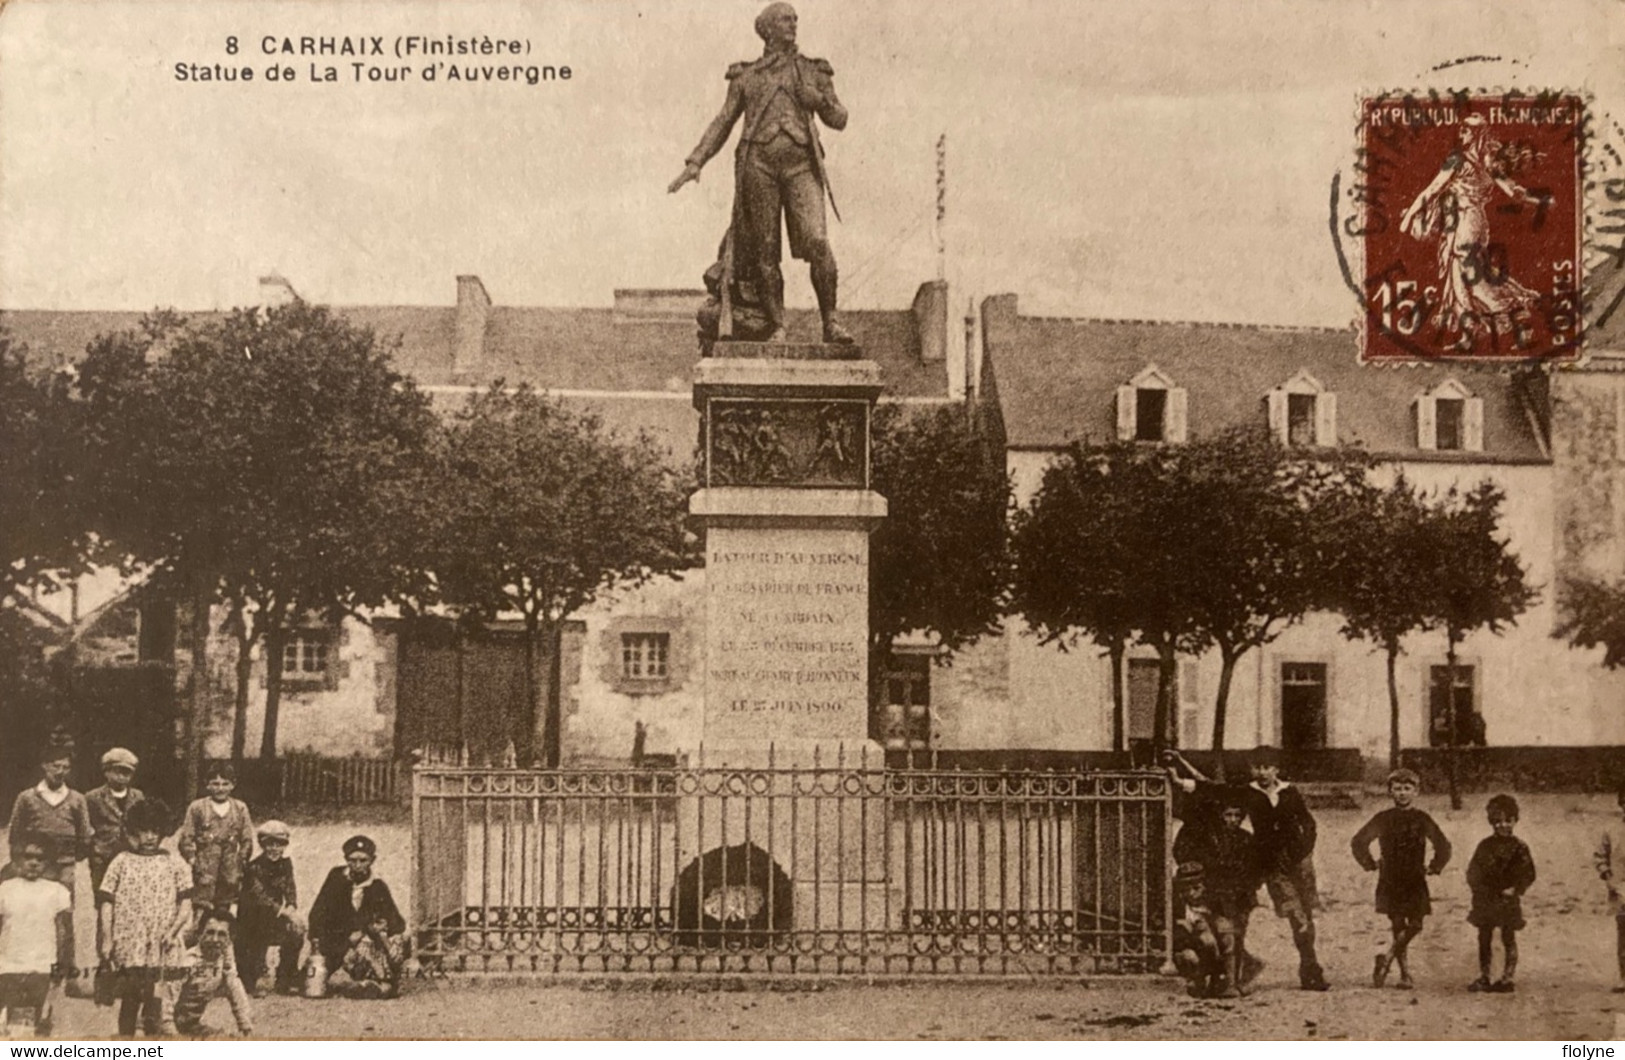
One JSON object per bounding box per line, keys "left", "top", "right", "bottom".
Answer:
{"left": 236, "top": 821, "right": 304, "bottom": 997}
{"left": 1351, "top": 768, "right": 1452, "bottom": 989}
{"left": 1205, "top": 798, "right": 1264, "bottom": 998}
{"left": 1465, "top": 793, "right": 1536, "bottom": 993}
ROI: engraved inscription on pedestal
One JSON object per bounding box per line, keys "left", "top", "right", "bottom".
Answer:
{"left": 704, "top": 525, "right": 870, "bottom": 745}
{"left": 706, "top": 399, "right": 868, "bottom": 489}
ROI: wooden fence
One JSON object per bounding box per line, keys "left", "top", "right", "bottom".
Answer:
{"left": 204, "top": 755, "right": 406, "bottom": 807}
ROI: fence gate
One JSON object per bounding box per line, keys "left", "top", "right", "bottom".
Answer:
{"left": 412, "top": 756, "right": 1170, "bottom": 977}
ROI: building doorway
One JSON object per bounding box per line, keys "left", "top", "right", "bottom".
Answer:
{"left": 1429, "top": 664, "right": 1483, "bottom": 746}
{"left": 1280, "top": 662, "right": 1328, "bottom": 751}
{"left": 1125, "top": 658, "right": 1178, "bottom": 758}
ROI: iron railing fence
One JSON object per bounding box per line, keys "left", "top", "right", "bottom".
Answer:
{"left": 413, "top": 751, "right": 1169, "bottom": 977}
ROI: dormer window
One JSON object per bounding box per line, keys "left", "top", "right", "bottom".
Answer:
{"left": 1414, "top": 379, "right": 1483, "bottom": 452}
{"left": 1116, "top": 365, "right": 1187, "bottom": 443}
{"left": 1136, "top": 388, "right": 1167, "bottom": 442}
{"left": 1265, "top": 370, "right": 1337, "bottom": 447}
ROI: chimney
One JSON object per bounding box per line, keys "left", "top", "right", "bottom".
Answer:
{"left": 258, "top": 274, "right": 299, "bottom": 307}
{"left": 979, "top": 293, "right": 1019, "bottom": 359}
{"left": 911, "top": 279, "right": 948, "bottom": 364}
{"left": 454, "top": 275, "right": 491, "bottom": 377}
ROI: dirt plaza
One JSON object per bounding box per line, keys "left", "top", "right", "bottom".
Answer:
{"left": 8, "top": 792, "right": 1625, "bottom": 1040}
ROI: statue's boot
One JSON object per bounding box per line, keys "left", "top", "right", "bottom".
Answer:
{"left": 822, "top": 315, "right": 855, "bottom": 344}
{"left": 811, "top": 250, "right": 854, "bottom": 344}
{"left": 761, "top": 283, "right": 788, "bottom": 343}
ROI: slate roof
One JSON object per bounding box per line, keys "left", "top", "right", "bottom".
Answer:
{"left": 2, "top": 293, "right": 950, "bottom": 459}
{"left": 979, "top": 295, "right": 1550, "bottom": 463}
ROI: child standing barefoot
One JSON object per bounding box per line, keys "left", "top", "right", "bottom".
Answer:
{"left": 1465, "top": 793, "right": 1536, "bottom": 992}
{"left": 1352, "top": 768, "right": 1452, "bottom": 990}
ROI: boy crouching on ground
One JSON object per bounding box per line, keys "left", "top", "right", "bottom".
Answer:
{"left": 1172, "top": 861, "right": 1224, "bottom": 998}
{"left": 237, "top": 821, "right": 303, "bottom": 997}
{"left": 170, "top": 908, "right": 253, "bottom": 1037}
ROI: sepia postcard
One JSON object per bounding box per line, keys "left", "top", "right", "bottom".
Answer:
{"left": 3, "top": 0, "right": 1625, "bottom": 1044}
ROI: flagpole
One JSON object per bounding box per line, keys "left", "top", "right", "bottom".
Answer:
{"left": 935, "top": 133, "right": 946, "bottom": 283}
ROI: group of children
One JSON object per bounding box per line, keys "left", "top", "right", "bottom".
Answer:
{"left": 0, "top": 741, "right": 409, "bottom": 1038}
{"left": 1166, "top": 747, "right": 1540, "bottom": 998}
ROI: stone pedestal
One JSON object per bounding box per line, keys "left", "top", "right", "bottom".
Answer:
{"left": 689, "top": 344, "right": 887, "bottom": 767}
{"left": 681, "top": 342, "right": 891, "bottom": 929}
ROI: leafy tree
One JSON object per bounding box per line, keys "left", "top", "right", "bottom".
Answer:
{"left": 432, "top": 383, "right": 694, "bottom": 766}
{"left": 1422, "top": 482, "right": 1538, "bottom": 809}
{"left": 1176, "top": 429, "right": 1371, "bottom": 769}
{"left": 74, "top": 303, "right": 438, "bottom": 783}
{"left": 1011, "top": 439, "right": 1210, "bottom": 755}
{"left": 1556, "top": 575, "right": 1625, "bottom": 670}
{"left": 159, "top": 303, "right": 440, "bottom": 762}
{"left": 1, "top": 331, "right": 93, "bottom": 601}
{"left": 1011, "top": 440, "right": 1144, "bottom": 750}
{"left": 869, "top": 403, "right": 1012, "bottom": 720}
{"left": 76, "top": 311, "right": 225, "bottom": 792}
{"left": 1329, "top": 475, "right": 1440, "bottom": 768}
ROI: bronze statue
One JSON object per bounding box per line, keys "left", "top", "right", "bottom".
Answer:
{"left": 669, "top": 2, "right": 853, "bottom": 347}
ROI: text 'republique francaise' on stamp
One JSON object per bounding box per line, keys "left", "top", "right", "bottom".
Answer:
{"left": 1335, "top": 90, "right": 1589, "bottom": 365}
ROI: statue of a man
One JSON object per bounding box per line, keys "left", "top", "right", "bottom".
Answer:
{"left": 668, "top": 2, "right": 853, "bottom": 345}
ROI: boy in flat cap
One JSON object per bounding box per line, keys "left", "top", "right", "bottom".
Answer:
{"left": 305, "top": 836, "right": 406, "bottom": 998}
{"left": 237, "top": 821, "right": 303, "bottom": 997}
{"left": 87, "top": 749, "right": 146, "bottom": 897}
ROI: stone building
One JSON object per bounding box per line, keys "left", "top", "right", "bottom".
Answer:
{"left": 929, "top": 293, "right": 1625, "bottom": 770}
{"left": 2, "top": 277, "right": 956, "bottom": 765}
{"left": 9, "top": 275, "right": 1624, "bottom": 774}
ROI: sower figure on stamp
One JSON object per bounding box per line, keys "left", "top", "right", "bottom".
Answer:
{"left": 669, "top": 2, "right": 853, "bottom": 346}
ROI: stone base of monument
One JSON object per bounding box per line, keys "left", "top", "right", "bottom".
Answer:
{"left": 682, "top": 341, "right": 893, "bottom": 940}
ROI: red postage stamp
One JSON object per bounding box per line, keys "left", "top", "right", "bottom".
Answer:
{"left": 1355, "top": 92, "right": 1584, "bottom": 363}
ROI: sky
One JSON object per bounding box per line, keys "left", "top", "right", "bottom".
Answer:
{"left": 2, "top": 0, "right": 1624, "bottom": 336}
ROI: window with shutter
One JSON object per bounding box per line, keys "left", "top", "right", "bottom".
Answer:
{"left": 1165, "top": 388, "right": 1189, "bottom": 443}
{"left": 1135, "top": 388, "right": 1166, "bottom": 442}
{"left": 1463, "top": 397, "right": 1484, "bottom": 451}
{"left": 1416, "top": 395, "right": 1438, "bottom": 450}
{"left": 1314, "top": 391, "right": 1338, "bottom": 446}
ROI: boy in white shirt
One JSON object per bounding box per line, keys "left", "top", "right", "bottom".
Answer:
{"left": 0, "top": 837, "right": 73, "bottom": 1036}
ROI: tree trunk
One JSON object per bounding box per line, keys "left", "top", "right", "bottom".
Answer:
{"left": 544, "top": 622, "right": 564, "bottom": 769}
{"left": 1153, "top": 639, "right": 1178, "bottom": 755}
{"left": 259, "top": 622, "right": 288, "bottom": 762}
{"left": 520, "top": 615, "right": 541, "bottom": 766}
{"left": 1210, "top": 647, "right": 1239, "bottom": 782}
{"left": 1108, "top": 640, "right": 1126, "bottom": 753}
{"left": 869, "top": 632, "right": 893, "bottom": 747}
{"left": 229, "top": 604, "right": 253, "bottom": 764}
{"left": 1445, "top": 630, "right": 1462, "bottom": 810}
{"left": 184, "top": 571, "right": 212, "bottom": 798}
{"left": 1386, "top": 638, "right": 1402, "bottom": 770}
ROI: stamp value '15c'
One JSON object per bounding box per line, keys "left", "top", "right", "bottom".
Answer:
{"left": 1356, "top": 92, "right": 1584, "bottom": 363}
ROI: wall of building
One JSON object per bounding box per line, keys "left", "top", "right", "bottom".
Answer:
{"left": 935, "top": 447, "right": 1625, "bottom": 757}
{"left": 199, "top": 611, "right": 395, "bottom": 759}
{"left": 559, "top": 572, "right": 707, "bottom": 766}
{"left": 1552, "top": 361, "right": 1625, "bottom": 581}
